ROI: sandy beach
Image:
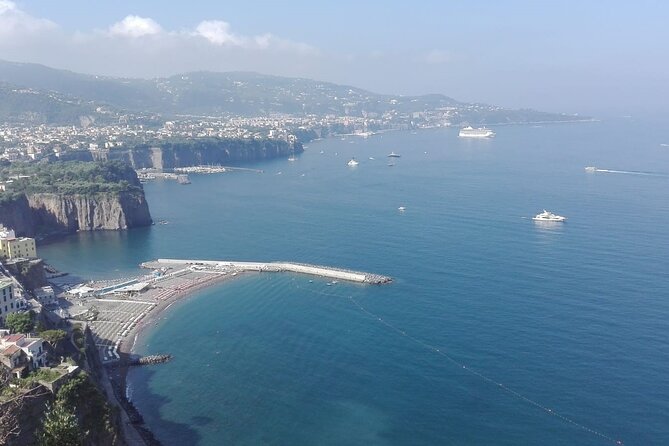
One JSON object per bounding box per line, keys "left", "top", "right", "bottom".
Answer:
{"left": 114, "top": 270, "right": 250, "bottom": 388}
{"left": 98, "top": 268, "right": 252, "bottom": 445}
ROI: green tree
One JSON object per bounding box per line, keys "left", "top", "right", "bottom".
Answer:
{"left": 4, "top": 312, "right": 34, "bottom": 334}
{"left": 39, "top": 329, "right": 67, "bottom": 346}
{"left": 55, "top": 372, "right": 115, "bottom": 443}
{"left": 36, "top": 402, "right": 83, "bottom": 446}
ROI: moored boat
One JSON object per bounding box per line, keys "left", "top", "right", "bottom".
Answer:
{"left": 532, "top": 210, "right": 566, "bottom": 222}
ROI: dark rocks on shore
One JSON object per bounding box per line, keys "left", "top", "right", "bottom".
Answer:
{"left": 129, "top": 354, "right": 173, "bottom": 366}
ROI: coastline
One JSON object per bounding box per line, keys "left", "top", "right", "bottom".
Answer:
{"left": 106, "top": 270, "right": 252, "bottom": 445}
{"left": 117, "top": 270, "right": 247, "bottom": 376}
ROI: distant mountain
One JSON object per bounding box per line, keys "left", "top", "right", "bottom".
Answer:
{"left": 150, "top": 71, "right": 463, "bottom": 116}
{"left": 0, "top": 82, "right": 104, "bottom": 125}
{"left": 0, "top": 59, "right": 581, "bottom": 124}
{"left": 0, "top": 60, "right": 462, "bottom": 117}
{"left": 0, "top": 60, "right": 160, "bottom": 111}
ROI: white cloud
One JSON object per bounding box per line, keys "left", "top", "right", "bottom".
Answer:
{"left": 109, "top": 15, "right": 162, "bottom": 38}
{"left": 0, "top": 3, "right": 320, "bottom": 79}
{"left": 424, "top": 49, "right": 450, "bottom": 65}
{"left": 194, "top": 20, "right": 242, "bottom": 46}
{"left": 254, "top": 33, "right": 272, "bottom": 49}
{"left": 0, "top": 0, "right": 57, "bottom": 37}
{"left": 0, "top": 0, "right": 14, "bottom": 15}
{"left": 191, "top": 20, "right": 317, "bottom": 55}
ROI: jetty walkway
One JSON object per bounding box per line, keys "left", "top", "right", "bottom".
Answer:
{"left": 142, "top": 259, "right": 392, "bottom": 284}
{"left": 62, "top": 258, "right": 390, "bottom": 365}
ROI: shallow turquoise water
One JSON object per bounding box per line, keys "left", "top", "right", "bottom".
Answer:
{"left": 40, "top": 119, "right": 669, "bottom": 445}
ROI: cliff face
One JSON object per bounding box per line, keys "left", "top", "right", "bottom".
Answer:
{"left": 26, "top": 191, "right": 152, "bottom": 234}
{"left": 0, "top": 192, "right": 151, "bottom": 237}
{"left": 0, "top": 195, "right": 36, "bottom": 235}
{"left": 4, "top": 259, "right": 47, "bottom": 290}
{"left": 86, "top": 139, "right": 302, "bottom": 169}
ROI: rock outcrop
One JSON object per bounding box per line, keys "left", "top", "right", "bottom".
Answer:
{"left": 3, "top": 258, "right": 47, "bottom": 290}
{"left": 27, "top": 191, "right": 152, "bottom": 235}
{"left": 0, "top": 194, "right": 35, "bottom": 234}
{"left": 0, "top": 191, "right": 152, "bottom": 237}
{"left": 82, "top": 138, "right": 302, "bottom": 169}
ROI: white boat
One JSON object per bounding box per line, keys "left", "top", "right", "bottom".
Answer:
{"left": 458, "top": 126, "right": 496, "bottom": 138}
{"left": 387, "top": 152, "right": 401, "bottom": 158}
{"left": 347, "top": 158, "right": 359, "bottom": 167}
{"left": 585, "top": 166, "right": 597, "bottom": 172}
{"left": 398, "top": 206, "right": 406, "bottom": 212}
{"left": 532, "top": 210, "right": 567, "bottom": 222}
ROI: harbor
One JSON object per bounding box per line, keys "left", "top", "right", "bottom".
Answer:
{"left": 135, "top": 169, "right": 191, "bottom": 184}
{"left": 58, "top": 259, "right": 390, "bottom": 364}
{"left": 136, "top": 165, "right": 265, "bottom": 184}
{"left": 142, "top": 258, "right": 392, "bottom": 284}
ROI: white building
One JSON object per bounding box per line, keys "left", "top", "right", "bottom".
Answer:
{"left": 0, "top": 333, "right": 47, "bottom": 370}
{"left": 34, "top": 286, "right": 57, "bottom": 306}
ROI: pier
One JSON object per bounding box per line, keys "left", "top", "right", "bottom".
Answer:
{"left": 63, "top": 258, "right": 390, "bottom": 364}
{"left": 135, "top": 169, "right": 191, "bottom": 184}
{"left": 172, "top": 165, "right": 264, "bottom": 174}
{"left": 142, "top": 258, "right": 392, "bottom": 284}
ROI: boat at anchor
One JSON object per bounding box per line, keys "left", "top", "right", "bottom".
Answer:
{"left": 532, "top": 210, "right": 567, "bottom": 222}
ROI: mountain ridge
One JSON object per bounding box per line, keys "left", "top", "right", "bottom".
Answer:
{"left": 0, "top": 59, "right": 579, "bottom": 124}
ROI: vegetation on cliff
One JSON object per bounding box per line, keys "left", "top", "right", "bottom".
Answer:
{"left": 0, "top": 160, "right": 143, "bottom": 196}
{"left": 36, "top": 401, "right": 83, "bottom": 446}
{"left": 0, "top": 160, "right": 152, "bottom": 236}
{"left": 4, "top": 311, "right": 35, "bottom": 334}
{"left": 1, "top": 325, "right": 121, "bottom": 445}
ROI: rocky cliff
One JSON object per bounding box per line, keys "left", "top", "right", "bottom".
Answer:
{"left": 28, "top": 191, "right": 152, "bottom": 235}
{"left": 0, "top": 191, "right": 152, "bottom": 237}
{"left": 81, "top": 138, "right": 303, "bottom": 169}
{"left": 0, "top": 194, "right": 34, "bottom": 234}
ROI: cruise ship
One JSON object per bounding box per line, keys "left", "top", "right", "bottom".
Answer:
{"left": 532, "top": 210, "right": 567, "bottom": 222}
{"left": 458, "top": 126, "right": 496, "bottom": 138}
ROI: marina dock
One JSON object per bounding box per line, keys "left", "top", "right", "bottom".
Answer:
{"left": 142, "top": 259, "right": 392, "bottom": 284}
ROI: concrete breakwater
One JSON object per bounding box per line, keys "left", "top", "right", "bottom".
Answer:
{"left": 144, "top": 258, "right": 392, "bottom": 284}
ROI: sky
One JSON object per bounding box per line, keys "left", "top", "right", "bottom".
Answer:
{"left": 0, "top": 0, "right": 668, "bottom": 116}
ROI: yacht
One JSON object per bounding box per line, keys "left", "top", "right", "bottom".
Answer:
{"left": 387, "top": 152, "right": 401, "bottom": 158}
{"left": 458, "top": 126, "right": 496, "bottom": 138}
{"left": 585, "top": 166, "right": 597, "bottom": 172}
{"left": 398, "top": 206, "right": 406, "bottom": 212}
{"left": 347, "top": 158, "right": 359, "bottom": 167}
{"left": 532, "top": 210, "right": 567, "bottom": 222}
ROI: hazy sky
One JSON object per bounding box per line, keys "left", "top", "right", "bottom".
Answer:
{"left": 1, "top": 0, "right": 668, "bottom": 116}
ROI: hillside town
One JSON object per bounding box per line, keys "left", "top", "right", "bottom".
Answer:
{"left": 0, "top": 106, "right": 471, "bottom": 164}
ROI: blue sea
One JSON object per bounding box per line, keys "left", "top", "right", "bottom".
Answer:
{"left": 39, "top": 119, "right": 669, "bottom": 445}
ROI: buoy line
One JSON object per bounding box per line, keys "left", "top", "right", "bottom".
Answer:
{"left": 302, "top": 285, "right": 622, "bottom": 445}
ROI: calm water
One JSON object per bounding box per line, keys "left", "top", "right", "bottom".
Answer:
{"left": 40, "top": 119, "right": 669, "bottom": 445}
